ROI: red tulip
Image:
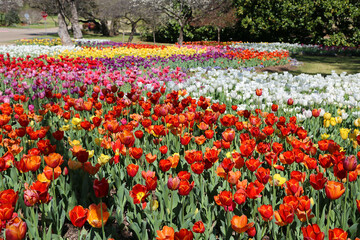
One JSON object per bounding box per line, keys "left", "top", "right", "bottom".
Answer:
{"left": 126, "top": 164, "right": 139, "bottom": 177}
{"left": 93, "top": 178, "right": 109, "bottom": 198}
{"left": 69, "top": 205, "right": 89, "bottom": 228}
{"left": 301, "top": 223, "right": 324, "bottom": 240}
{"left": 5, "top": 215, "right": 27, "bottom": 240}
{"left": 274, "top": 204, "right": 295, "bottom": 226}
{"left": 258, "top": 204, "right": 273, "bottom": 221}
{"left": 192, "top": 221, "right": 205, "bottom": 233}
{"left": 175, "top": 229, "right": 193, "bottom": 240}
{"left": 328, "top": 228, "right": 347, "bottom": 240}
{"left": 309, "top": 172, "right": 327, "bottom": 190}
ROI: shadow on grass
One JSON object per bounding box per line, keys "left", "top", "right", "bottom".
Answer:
{"left": 290, "top": 55, "right": 360, "bottom": 75}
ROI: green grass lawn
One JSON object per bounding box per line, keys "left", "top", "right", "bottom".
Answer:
{"left": 290, "top": 55, "right": 360, "bottom": 75}
{"left": 4, "top": 18, "right": 58, "bottom": 29}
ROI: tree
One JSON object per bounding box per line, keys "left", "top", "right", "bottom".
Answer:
{"left": 233, "top": 0, "right": 360, "bottom": 46}
{"left": 0, "top": 0, "right": 23, "bottom": 26}
{"left": 56, "top": 0, "right": 73, "bottom": 45}
{"left": 68, "top": 0, "right": 82, "bottom": 39}
{"left": 191, "top": 0, "right": 236, "bottom": 42}
{"left": 146, "top": 0, "right": 226, "bottom": 45}
{"left": 28, "top": 0, "right": 82, "bottom": 44}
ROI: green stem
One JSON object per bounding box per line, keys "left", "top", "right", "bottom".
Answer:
{"left": 316, "top": 190, "right": 320, "bottom": 224}
{"left": 286, "top": 224, "right": 291, "bottom": 240}
{"left": 343, "top": 173, "right": 349, "bottom": 229}
{"left": 181, "top": 197, "right": 185, "bottom": 227}
{"left": 78, "top": 227, "right": 81, "bottom": 240}
{"left": 169, "top": 191, "right": 173, "bottom": 225}
{"left": 100, "top": 198, "right": 105, "bottom": 240}
{"left": 326, "top": 201, "right": 333, "bottom": 235}
{"left": 0, "top": 173, "right": 3, "bottom": 191}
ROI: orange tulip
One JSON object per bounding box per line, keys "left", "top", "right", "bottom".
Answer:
{"left": 43, "top": 153, "right": 63, "bottom": 168}
{"left": 87, "top": 203, "right": 110, "bottom": 228}
{"left": 145, "top": 153, "right": 157, "bottom": 164}
{"left": 357, "top": 199, "right": 360, "bottom": 213}
{"left": 328, "top": 228, "right": 347, "bottom": 240}
{"left": 5, "top": 216, "right": 27, "bottom": 240}
{"left": 231, "top": 215, "right": 254, "bottom": 233}
{"left": 156, "top": 226, "right": 174, "bottom": 240}
{"left": 325, "top": 181, "right": 345, "bottom": 200}
{"left": 258, "top": 204, "right": 273, "bottom": 221}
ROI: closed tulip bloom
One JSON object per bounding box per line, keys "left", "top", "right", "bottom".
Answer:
{"left": 5, "top": 216, "right": 27, "bottom": 240}
{"left": 219, "top": 191, "right": 233, "bottom": 206}
{"left": 23, "top": 189, "right": 39, "bottom": 207}
{"left": 167, "top": 176, "right": 181, "bottom": 190}
{"left": 87, "top": 203, "right": 109, "bottom": 228}
{"left": 301, "top": 224, "right": 324, "bottom": 240}
{"left": 231, "top": 215, "right": 254, "bottom": 233}
{"left": 93, "top": 178, "right": 109, "bottom": 198}
{"left": 274, "top": 204, "right": 295, "bottom": 226}
{"left": 325, "top": 181, "right": 345, "bottom": 200}
{"left": 343, "top": 155, "right": 357, "bottom": 171}
{"left": 175, "top": 229, "right": 194, "bottom": 240}
{"left": 0, "top": 189, "right": 19, "bottom": 207}
{"left": 192, "top": 221, "right": 205, "bottom": 233}
{"left": 0, "top": 203, "right": 14, "bottom": 221}
{"left": 43, "top": 153, "right": 64, "bottom": 168}
{"left": 126, "top": 164, "right": 139, "bottom": 177}
{"left": 156, "top": 226, "right": 174, "bottom": 240}
{"left": 309, "top": 172, "right": 327, "bottom": 190}
{"left": 258, "top": 204, "right": 273, "bottom": 221}
{"left": 357, "top": 199, "right": 360, "bottom": 213}
{"left": 178, "top": 180, "right": 194, "bottom": 196}
{"left": 69, "top": 205, "right": 89, "bottom": 228}
{"left": 328, "top": 228, "right": 347, "bottom": 240}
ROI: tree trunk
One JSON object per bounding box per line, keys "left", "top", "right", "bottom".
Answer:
{"left": 110, "top": 19, "right": 120, "bottom": 36}
{"left": 217, "top": 27, "right": 221, "bottom": 43}
{"left": 128, "top": 22, "right": 137, "bottom": 43}
{"left": 178, "top": 24, "right": 184, "bottom": 45}
{"left": 153, "top": 29, "right": 156, "bottom": 43}
{"left": 69, "top": 0, "right": 82, "bottom": 39}
{"left": 100, "top": 19, "right": 110, "bottom": 36}
{"left": 58, "top": 12, "right": 73, "bottom": 46}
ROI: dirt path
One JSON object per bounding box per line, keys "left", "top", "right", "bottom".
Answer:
{"left": 0, "top": 27, "right": 58, "bottom": 44}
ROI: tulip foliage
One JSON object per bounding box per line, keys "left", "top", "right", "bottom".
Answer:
{"left": 0, "top": 42, "right": 359, "bottom": 240}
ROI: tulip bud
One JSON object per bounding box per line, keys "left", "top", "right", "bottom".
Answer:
{"left": 255, "top": 89, "right": 262, "bottom": 96}
{"left": 343, "top": 155, "right": 357, "bottom": 171}
{"left": 23, "top": 189, "right": 39, "bottom": 207}
{"left": 287, "top": 98, "right": 294, "bottom": 105}
{"left": 167, "top": 176, "right": 180, "bottom": 190}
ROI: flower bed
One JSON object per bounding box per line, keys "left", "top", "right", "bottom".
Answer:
{"left": 0, "top": 43, "right": 359, "bottom": 239}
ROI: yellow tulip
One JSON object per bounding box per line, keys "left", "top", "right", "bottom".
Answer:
{"left": 69, "top": 139, "right": 81, "bottom": 147}
{"left": 323, "top": 112, "right": 331, "bottom": 120}
{"left": 97, "top": 154, "right": 111, "bottom": 166}
{"left": 272, "top": 173, "right": 286, "bottom": 187}
{"left": 330, "top": 117, "right": 337, "bottom": 126}
{"left": 71, "top": 117, "right": 82, "bottom": 126}
{"left": 354, "top": 118, "right": 360, "bottom": 127}
{"left": 324, "top": 119, "right": 330, "bottom": 128}
{"left": 151, "top": 200, "right": 159, "bottom": 211}
{"left": 321, "top": 133, "right": 330, "bottom": 139}
{"left": 95, "top": 138, "right": 103, "bottom": 146}
{"left": 335, "top": 116, "right": 342, "bottom": 124}
{"left": 87, "top": 150, "right": 94, "bottom": 158}
{"left": 339, "top": 128, "right": 350, "bottom": 140}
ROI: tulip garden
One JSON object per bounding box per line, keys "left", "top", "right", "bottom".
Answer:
{"left": 0, "top": 39, "right": 360, "bottom": 240}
